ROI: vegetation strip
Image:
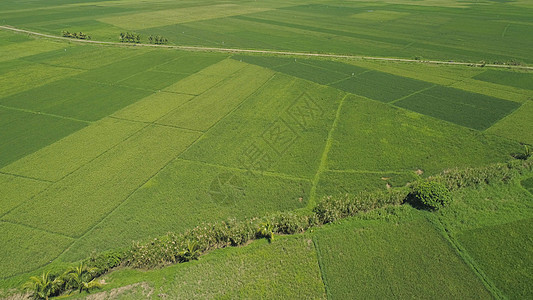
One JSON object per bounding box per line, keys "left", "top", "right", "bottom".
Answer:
{"left": 2, "top": 25, "right": 532, "bottom": 71}
{"left": 19, "top": 157, "right": 532, "bottom": 298}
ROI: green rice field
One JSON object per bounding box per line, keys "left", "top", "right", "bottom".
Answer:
{"left": 0, "top": 0, "right": 532, "bottom": 298}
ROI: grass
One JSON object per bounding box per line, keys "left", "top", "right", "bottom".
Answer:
{"left": 487, "top": 100, "right": 533, "bottom": 145}
{"left": 314, "top": 212, "right": 492, "bottom": 299}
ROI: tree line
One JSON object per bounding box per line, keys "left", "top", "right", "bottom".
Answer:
{"left": 62, "top": 31, "right": 91, "bottom": 40}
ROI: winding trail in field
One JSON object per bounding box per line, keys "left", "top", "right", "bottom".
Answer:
{"left": 2, "top": 25, "right": 533, "bottom": 70}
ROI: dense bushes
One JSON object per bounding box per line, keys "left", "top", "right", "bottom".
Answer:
{"left": 313, "top": 189, "right": 409, "bottom": 224}
{"left": 437, "top": 158, "right": 533, "bottom": 191}
{"left": 411, "top": 181, "right": 451, "bottom": 210}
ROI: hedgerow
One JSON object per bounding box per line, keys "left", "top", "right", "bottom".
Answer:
{"left": 22, "top": 157, "right": 532, "bottom": 298}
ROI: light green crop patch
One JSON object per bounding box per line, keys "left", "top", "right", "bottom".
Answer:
{"left": 112, "top": 92, "right": 193, "bottom": 123}
{"left": 163, "top": 59, "right": 247, "bottom": 95}
{"left": 0, "top": 63, "right": 83, "bottom": 98}
{"left": 157, "top": 63, "right": 275, "bottom": 131}
{"left": 2, "top": 118, "right": 145, "bottom": 182}
{"left": 486, "top": 100, "right": 533, "bottom": 145}
{"left": 0, "top": 222, "right": 73, "bottom": 278}
{"left": 0, "top": 174, "right": 49, "bottom": 216}
{"left": 98, "top": 4, "right": 272, "bottom": 30}
{"left": 0, "top": 39, "right": 66, "bottom": 63}
{"left": 2, "top": 125, "right": 201, "bottom": 238}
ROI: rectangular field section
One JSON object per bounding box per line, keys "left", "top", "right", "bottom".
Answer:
{"left": 2, "top": 125, "right": 201, "bottom": 237}
{"left": 395, "top": 86, "right": 520, "bottom": 130}
{"left": 314, "top": 217, "right": 491, "bottom": 299}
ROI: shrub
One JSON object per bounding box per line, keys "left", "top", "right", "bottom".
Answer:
{"left": 84, "top": 249, "right": 125, "bottom": 276}
{"left": 411, "top": 181, "right": 451, "bottom": 210}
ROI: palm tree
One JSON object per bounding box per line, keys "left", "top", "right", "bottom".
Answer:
{"left": 23, "top": 271, "right": 63, "bottom": 300}
{"left": 178, "top": 241, "right": 201, "bottom": 262}
{"left": 63, "top": 263, "right": 102, "bottom": 293}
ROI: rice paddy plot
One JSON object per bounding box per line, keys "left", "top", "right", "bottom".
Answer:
{"left": 232, "top": 55, "right": 295, "bottom": 69}
{"left": 486, "top": 100, "right": 533, "bottom": 145}
{"left": 0, "top": 107, "right": 87, "bottom": 168}
{"left": 0, "top": 78, "right": 152, "bottom": 121}
{"left": 395, "top": 86, "right": 521, "bottom": 130}
{"left": 314, "top": 215, "right": 491, "bottom": 299}
{"left": 474, "top": 70, "right": 533, "bottom": 91}
{"left": 316, "top": 170, "right": 417, "bottom": 198}
{"left": 0, "top": 39, "right": 66, "bottom": 63}
{"left": 0, "top": 174, "right": 49, "bottom": 216}
{"left": 74, "top": 50, "right": 179, "bottom": 85}
{"left": 119, "top": 71, "right": 189, "bottom": 91}
{"left": 0, "top": 222, "right": 73, "bottom": 278}
{"left": 152, "top": 53, "right": 225, "bottom": 74}
{"left": 163, "top": 58, "right": 246, "bottom": 95}
{"left": 331, "top": 70, "right": 433, "bottom": 103}
{"left": 1, "top": 118, "right": 145, "bottom": 182}
{"left": 326, "top": 95, "right": 521, "bottom": 175}
{"left": 61, "top": 158, "right": 310, "bottom": 261}
{"left": 179, "top": 73, "right": 344, "bottom": 179}
{"left": 111, "top": 92, "right": 193, "bottom": 123}
{"left": 458, "top": 218, "right": 533, "bottom": 299}
{"left": 0, "top": 62, "right": 83, "bottom": 99}
{"left": 274, "top": 62, "right": 349, "bottom": 85}
{"left": 157, "top": 62, "right": 275, "bottom": 131}
{"left": 20, "top": 45, "right": 152, "bottom": 70}
{"left": 2, "top": 125, "right": 200, "bottom": 238}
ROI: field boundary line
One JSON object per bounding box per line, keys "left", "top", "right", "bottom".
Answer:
{"left": 388, "top": 84, "right": 437, "bottom": 104}
{"left": 176, "top": 71, "right": 277, "bottom": 157}
{"left": 176, "top": 158, "right": 311, "bottom": 183}
{"left": 108, "top": 116, "right": 205, "bottom": 134}
{"left": 0, "top": 171, "right": 54, "bottom": 184}
{"left": 312, "top": 236, "right": 332, "bottom": 300}
{"left": 2, "top": 25, "right": 533, "bottom": 70}
{"left": 0, "top": 219, "right": 75, "bottom": 240}
{"left": 0, "top": 104, "right": 92, "bottom": 124}
{"left": 426, "top": 215, "right": 506, "bottom": 299}
{"left": 308, "top": 94, "right": 349, "bottom": 208}
{"left": 326, "top": 169, "right": 415, "bottom": 175}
